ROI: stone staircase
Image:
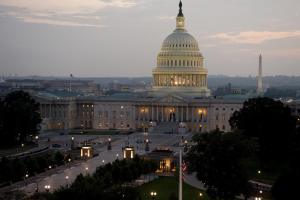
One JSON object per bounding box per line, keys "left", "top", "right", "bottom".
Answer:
{"left": 150, "top": 122, "right": 178, "bottom": 134}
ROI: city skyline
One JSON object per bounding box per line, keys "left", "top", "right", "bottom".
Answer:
{"left": 0, "top": 0, "right": 300, "bottom": 77}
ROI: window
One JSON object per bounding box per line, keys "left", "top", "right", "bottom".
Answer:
{"left": 216, "top": 114, "right": 219, "bottom": 120}
{"left": 222, "top": 125, "right": 226, "bottom": 130}
{"left": 222, "top": 114, "right": 226, "bottom": 121}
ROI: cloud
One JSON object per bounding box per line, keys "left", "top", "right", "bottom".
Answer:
{"left": 0, "top": 0, "right": 136, "bottom": 27}
{"left": 20, "top": 16, "right": 104, "bottom": 27}
{"left": 211, "top": 31, "right": 300, "bottom": 44}
{"left": 157, "top": 16, "right": 175, "bottom": 21}
{"left": 265, "top": 48, "right": 300, "bottom": 59}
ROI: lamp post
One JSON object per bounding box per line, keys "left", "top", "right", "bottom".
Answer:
{"left": 116, "top": 153, "right": 119, "bottom": 160}
{"left": 199, "top": 192, "right": 203, "bottom": 198}
{"left": 184, "top": 140, "right": 188, "bottom": 152}
{"left": 150, "top": 191, "right": 157, "bottom": 200}
{"left": 85, "top": 167, "right": 89, "bottom": 175}
{"left": 145, "top": 139, "right": 150, "bottom": 152}
{"left": 71, "top": 136, "right": 75, "bottom": 149}
{"left": 44, "top": 185, "right": 51, "bottom": 192}
{"left": 107, "top": 137, "right": 112, "bottom": 150}
{"left": 68, "top": 158, "right": 71, "bottom": 168}
{"left": 35, "top": 135, "right": 39, "bottom": 146}
{"left": 65, "top": 175, "right": 69, "bottom": 187}
{"left": 24, "top": 173, "right": 29, "bottom": 185}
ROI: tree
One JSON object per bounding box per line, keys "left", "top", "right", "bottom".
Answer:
{"left": 11, "top": 158, "right": 27, "bottom": 182}
{"left": 186, "top": 131, "right": 252, "bottom": 200}
{"left": 229, "top": 97, "right": 296, "bottom": 165}
{"left": 169, "top": 192, "right": 178, "bottom": 200}
{"left": 24, "top": 157, "right": 39, "bottom": 175}
{"left": 0, "top": 157, "right": 13, "bottom": 183}
{"left": 272, "top": 133, "right": 300, "bottom": 200}
{"left": 54, "top": 152, "right": 65, "bottom": 166}
{"left": 0, "top": 91, "right": 42, "bottom": 147}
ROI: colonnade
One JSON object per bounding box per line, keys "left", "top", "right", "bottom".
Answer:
{"left": 136, "top": 104, "right": 208, "bottom": 123}
{"left": 153, "top": 74, "right": 207, "bottom": 87}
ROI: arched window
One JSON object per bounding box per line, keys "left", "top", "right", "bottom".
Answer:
{"left": 187, "top": 60, "right": 189, "bottom": 66}
{"left": 179, "top": 60, "right": 181, "bottom": 66}
{"left": 175, "top": 60, "right": 177, "bottom": 66}
{"left": 183, "top": 60, "right": 185, "bottom": 66}
{"left": 171, "top": 60, "right": 173, "bottom": 66}
{"left": 167, "top": 60, "right": 169, "bottom": 66}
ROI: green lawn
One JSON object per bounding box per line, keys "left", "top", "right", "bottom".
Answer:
{"left": 138, "top": 176, "right": 209, "bottom": 200}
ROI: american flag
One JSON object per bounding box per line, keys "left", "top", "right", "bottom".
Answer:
{"left": 181, "top": 160, "right": 187, "bottom": 180}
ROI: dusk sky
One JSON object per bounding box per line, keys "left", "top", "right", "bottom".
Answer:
{"left": 0, "top": 0, "right": 299, "bottom": 77}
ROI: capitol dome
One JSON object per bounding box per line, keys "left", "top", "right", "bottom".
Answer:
{"left": 152, "top": 0, "right": 210, "bottom": 97}
{"left": 161, "top": 30, "right": 200, "bottom": 52}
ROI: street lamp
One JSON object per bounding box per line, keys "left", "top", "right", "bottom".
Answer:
{"left": 65, "top": 176, "right": 69, "bottom": 186}
{"left": 44, "top": 185, "right": 51, "bottom": 192}
{"left": 184, "top": 140, "right": 188, "bottom": 152}
{"left": 150, "top": 191, "right": 157, "bottom": 199}
{"left": 85, "top": 167, "right": 89, "bottom": 175}
{"left": 48, "top": 165, "right": 52, "bottom": 170}
{"left": 116, "top": 153, "right": 119, "bottom": 159}
{"left": 24, "top": 173, "right": 29, "bottom": 185}
{"left": 145, "top": 139, "right": 150, "bottom": 152}
{"left": 199, "top": 192, "right": 203, "bottom": 198}
{"left": 102, "top": 160, "right": 105, "bottom": 164}
{"left": 68, "top": 158, "right": 71, "bottom": 168}
{"left": 107, "top": 137, "right": 112, "bottom": 150}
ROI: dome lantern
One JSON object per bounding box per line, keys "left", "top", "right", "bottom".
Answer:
{"left": 176, "top": 0, "right": 185, "bottom": 30}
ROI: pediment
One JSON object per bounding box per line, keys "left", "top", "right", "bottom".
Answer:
{"left": 156, "top": 94, "right": 187, "bottom": 103}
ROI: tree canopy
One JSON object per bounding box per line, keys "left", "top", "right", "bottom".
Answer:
{"left": 186, "top": 131, "right": 253, "bottom": 200}
{"left": 229, "top": 97, "right": 296, "bottom": 164}
{"left": 0, "top": 90, "right": 41, "bottom": 147}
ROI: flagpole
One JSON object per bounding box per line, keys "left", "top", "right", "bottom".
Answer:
{"left": 179, "top": 149, "right": 182, "bottom": 200}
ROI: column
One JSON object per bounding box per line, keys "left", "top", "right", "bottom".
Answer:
{"left": 181, "top": 106, "right": 183, "bottom": 122}
{"left": 137, "top": 106, "right": 140, "bottom": 123}
{"left": 176, "top": 105, "right": 179, "bottom": 122}
{"left": 186, "top": 105, "right": 189, "bottom": 122}
{"left": 191, "top": 106, "right": 194, "bottom": 122}
{"left": 156, "top": 105, "right": 159, "bottom": 122}
{"left": 151, "top": 105, "right": 154, "bottom": 121}
{"left": 161, "top": 105, "right": 164, "bottom": 122}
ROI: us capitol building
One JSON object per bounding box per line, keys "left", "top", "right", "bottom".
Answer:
{"left": 37, "top": 2, "right": 248, "bottom": 134}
